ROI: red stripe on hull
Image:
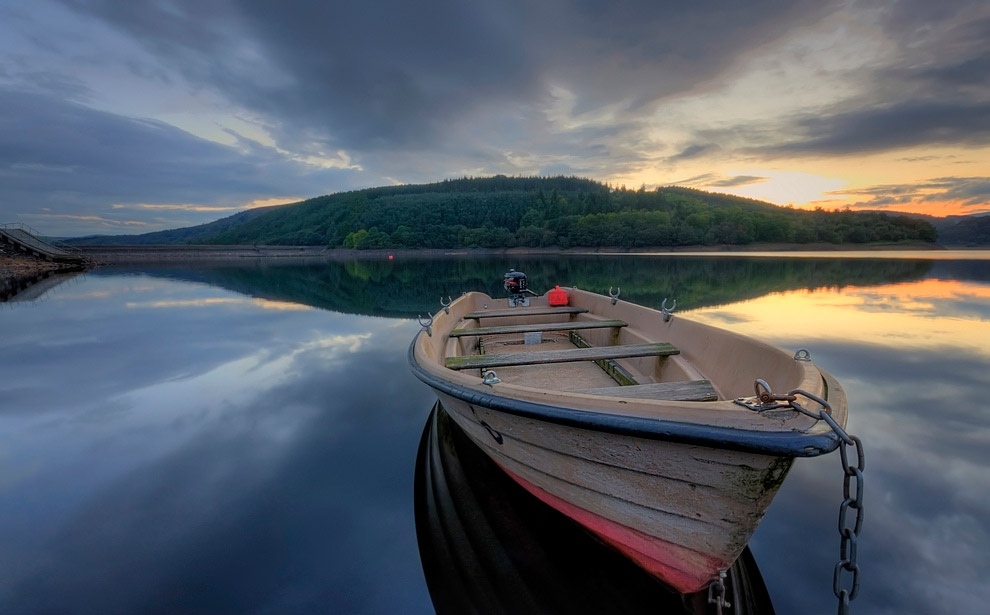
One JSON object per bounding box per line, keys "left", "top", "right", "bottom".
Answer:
{"left": 498, "top": 463, "right": 724, "bottom": 594}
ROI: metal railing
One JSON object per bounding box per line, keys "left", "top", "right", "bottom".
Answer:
{"left": 1, "top": 222, "right": 86, "bottom": 259}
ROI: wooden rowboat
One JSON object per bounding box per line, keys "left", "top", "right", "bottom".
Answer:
{"left": 408, "top": 283, "right": 848, "bottom": 594}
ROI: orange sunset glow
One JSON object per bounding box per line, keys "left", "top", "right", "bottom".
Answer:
{"left": 689, "top": 278, "right": 990, "bottom": 357}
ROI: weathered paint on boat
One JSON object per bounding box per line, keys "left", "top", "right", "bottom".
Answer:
{"left": 415, "top": 402, "right": 777, "bottom": 614}
{"left": 500, "top": 463, "right": 724, "bottom": 593}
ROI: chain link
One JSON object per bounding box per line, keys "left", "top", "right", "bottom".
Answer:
{"left": 788, "top": 389, "right": 865, "bottom": 615}
{"left": 834, "top": 434, "right": 865, "bottom": 614}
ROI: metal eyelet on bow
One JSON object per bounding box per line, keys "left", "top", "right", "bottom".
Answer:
{"left": 608, "top": 286, "right": 621, "bottom": 305}
{"left": 482, "top": 370, "right": 500, "bottom": 385}
{"left": 755, "top": 378, "right": 773, "bottom": 400}
{"left": 794, "top": 348, "right": 812, "bottom": 361}
{"left": 734, "top": 378, "right": 790, "bottom": 411}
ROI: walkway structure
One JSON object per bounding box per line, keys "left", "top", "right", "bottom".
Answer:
{"left": 0, "top": 223, "right": 87, "bottom": 263}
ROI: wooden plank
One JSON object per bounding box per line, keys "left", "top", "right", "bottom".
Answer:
{"left": 445, "top": 342, "right": 679, "bottom": 370}
{"left": 449, "top": 319, "right": 627, "bottom": 338}
{"left": 577, "top": 380, "right": 718, "bottom": 401}
{"left": 570, "top": 330, "right": 639, "bottom": 385}
{"left": 464, "top": 306, "right": 588, "bottom": 319}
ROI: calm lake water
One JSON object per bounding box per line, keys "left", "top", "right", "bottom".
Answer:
{"left": 1, "top": 253, "right": 988, "bottom": 614}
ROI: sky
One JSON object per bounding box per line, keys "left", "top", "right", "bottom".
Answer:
{"left": 1, "top": 0, "right": 989, "bottom": 236}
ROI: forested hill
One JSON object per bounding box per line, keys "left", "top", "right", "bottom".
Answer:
{"left": 71, "top": 176, "right": 939, "bottom": 248}
{"left": 927, "top": 214, "right": 990, "bottom": 246}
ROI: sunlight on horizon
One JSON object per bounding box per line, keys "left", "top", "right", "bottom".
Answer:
{"left": 689, "top": 278, "right": 990, "bottom": 358}
{"left": 710, "top": 171, "right": 847, "bottom": 209}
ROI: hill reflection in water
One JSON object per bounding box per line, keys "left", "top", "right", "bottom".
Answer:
{"left": 95, "top": 253, "right": 947, "bottom": 318}
{"left": 414, "top": 403, "right": 774, "bottom": 615}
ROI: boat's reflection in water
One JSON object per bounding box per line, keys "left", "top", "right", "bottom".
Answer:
{"left": 415, "top": 402, "right": 775, "bottom": 615}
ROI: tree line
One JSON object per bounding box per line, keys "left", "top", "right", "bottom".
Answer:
{"left": 201, "top": 176, "right": 938, "bottom": 248}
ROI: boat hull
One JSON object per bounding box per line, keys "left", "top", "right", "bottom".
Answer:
{"left": 434, "top": 389, "right": 793, "bottom": 594}
{"left": 416, "top": 401, "right": 777, "bottom": 614}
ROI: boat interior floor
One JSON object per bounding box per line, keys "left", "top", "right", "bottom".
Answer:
{"left": 481, "top": 333, "right": 629, "bottom": 391}
{"left": 471, "top": 331, "right": 720, "bottom": 402}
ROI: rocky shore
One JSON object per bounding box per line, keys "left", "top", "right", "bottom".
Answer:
{"left": 0, "top": 244, "right": 82, "bottom": 279}
{"left": 78, "top": 244, "right": 334, "bottom": 264}
{"left": 1, "top": 245, "right": 88, "bottom": 301}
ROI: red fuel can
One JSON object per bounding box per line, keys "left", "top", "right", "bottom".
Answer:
{"left": 548, "top": 285, "right": 568, "bottom": 306}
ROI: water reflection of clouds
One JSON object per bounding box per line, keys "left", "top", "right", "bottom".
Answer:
{"left": 853, "top": 279, "right": 990, "bottom": 321}
{"left": 4, "top": 267, "right": 989, "bottom": 613}
{"left": 125, "top": 297, "right": 245, "bottom": 308}
{"left": 43, "top": 279, "right": 155, "bottom": 302}
{"left": 124, "top": 297, "right": 313, "bottom": 311}
{"left": 712, "top": 281, "right": 990, "bottom": 614}
{"left": 2, "top": 278, "right": 376, "bottom": 417}
{"left": 689, "top": 279, "right": 990, "bottom": 360}
{"left": 689, "top": 311, "right": 753, "bottom": 325}
{"left": 0, "top": 275, "right": 435, "bottom": 613}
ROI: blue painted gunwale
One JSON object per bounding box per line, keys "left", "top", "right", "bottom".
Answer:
{"left": 408, "top": 331, "right": 841, "bottom": 458}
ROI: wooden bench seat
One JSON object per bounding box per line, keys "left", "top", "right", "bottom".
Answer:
{"left": 445, "top": 342, "right": 679, "bottom": 370}
{"left": 576, "top": 380, "right": 718, "bottom": 401}
{"left": 464, "top": 306, "right": 588, "bottom": 319}
{"left": 449, "top": 319, "right": 627, "bottom": 338}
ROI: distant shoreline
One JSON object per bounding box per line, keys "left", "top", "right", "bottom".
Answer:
{"left": 73, "top": 240, "right": 961, "bottom": 264}
{"left": 4, "top": 240, "right": 987, "bottom": 285}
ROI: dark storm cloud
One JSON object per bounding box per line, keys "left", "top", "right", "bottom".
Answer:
{"left": 828, "top": 176, "right": 990, "bottom": 210}
{"left": 763, "top": 0, "right": 990, "bottom": 156}
{"left": 899, "top": 51, "right": 990, "bottom": 90}
{"left": 709, "top": 174, "right": 767, "bottom": 188}
{"left": 705, "top": 0, "right": 990, "bottom": 159}
{"left": 668, "top": 143, "right": 720, "bottom": 162}
{"left": 939, "top": 177, "right": 990, "bottom": 202}
{"left": 4, "top": 0, "right": 988, "bottom": 233}
{"left": 762, "top": 100, "right": 990, "bottom": 155}
{"left": 671, "top": 172, "right": 767, "bottom": 188}
{"left": 57, "top": 0, "right": 838, "bottom": 157}
{"left": 0, "top": 89, "right": 362, "bottom": 232}
{"left": 0, "top": 61, "right": 94, "bottom": 102}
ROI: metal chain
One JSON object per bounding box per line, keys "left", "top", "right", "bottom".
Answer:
{"left": 789, "top": 390, "right": 865, "bottom": 615}
{"left": 834, "top": 434, "right": 864, "bottom": 614}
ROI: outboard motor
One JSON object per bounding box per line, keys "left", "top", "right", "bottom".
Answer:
{"left": 503, "top": 269, "right": 533, "bottom": 307}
